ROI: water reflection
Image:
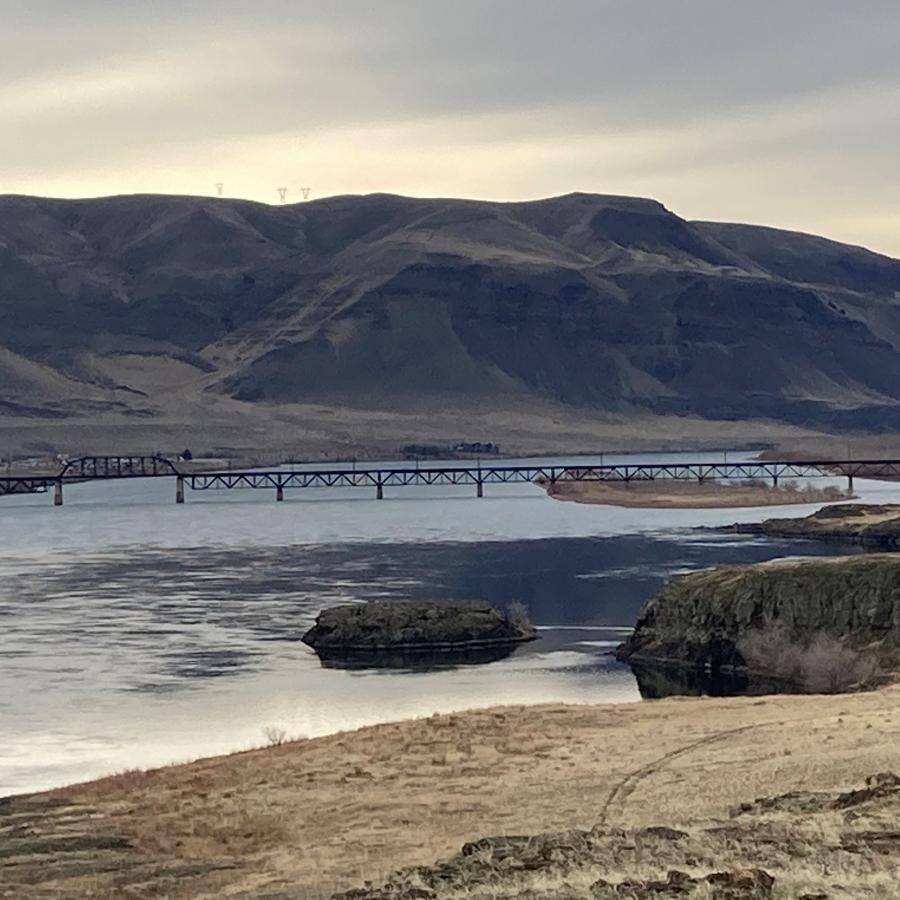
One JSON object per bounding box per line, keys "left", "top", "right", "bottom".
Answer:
{"left": 312, "top": 644, "right": 522, "bottom": 672}
{"left": 0, "top": 535, "right": 859, "bottom": 693}
{"left": 629, "top": 662, "right": 799, "bottom": 699}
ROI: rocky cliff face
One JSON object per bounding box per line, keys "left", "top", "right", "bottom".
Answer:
{"left": 617, "top": 554, "right": 900, "bottom": 669}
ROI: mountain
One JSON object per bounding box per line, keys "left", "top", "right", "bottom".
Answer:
{"left": 2, "top": 191, "right": 900, "bottom": 456}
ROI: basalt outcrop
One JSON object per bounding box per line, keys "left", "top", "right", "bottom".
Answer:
{"left": 302, "top": 600, "right": 536, "bottom": 659}
{"left": 616, "top": 554, "right": 900, "bottom": 670}
{"left": 334, "top": 773, "right": 900, "bottom": 899}
{"left": 725, "top": 503, "right": 900, "bottom": 547}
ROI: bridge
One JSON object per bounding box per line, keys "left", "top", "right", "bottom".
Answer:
{"left": 2, "top": 454, "right": 899, "bottom": 505}
{"left": 0, "top": 456, "right": 181, "bottom": 504}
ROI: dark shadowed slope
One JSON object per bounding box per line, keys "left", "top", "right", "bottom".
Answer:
{"left": 2, "top": 191, "right": 900, "bottom": 442}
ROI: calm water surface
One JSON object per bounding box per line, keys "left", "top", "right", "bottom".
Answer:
{"left": 2, "top": 451, "right": 896, "bottom": 795}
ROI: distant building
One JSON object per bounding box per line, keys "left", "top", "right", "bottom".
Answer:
{"left": 400, "top": 442, "right": 500, "bottom": 460}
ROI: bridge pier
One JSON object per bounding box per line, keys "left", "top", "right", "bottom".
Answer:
{"left": 276, "top": 485, "right": 284, "bottom": 502}
{"left": 54, "top": 480, "right": 63, "bottom": 507}
{"left": 773, "top": 475, "right": 779, "bottom": 487}
{"left": 476, "top": 480, "right": 484, "bottom": 498}
{"left": 376, "top": 483, "right": 384, "bottom": 500}
{"left": 175, "top": 476, "right": 185, "bottom": 504}
{"left": 848, "top": 474, "right": 854, "bottom": 492}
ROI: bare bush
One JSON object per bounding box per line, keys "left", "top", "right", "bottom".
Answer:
{"left": 739, "top": 625, "right": 799, "bottom": 682}
{"left": 505, "top": 600, "right": 532, "bottom": 629}
{"left": 738, "top": 626, "right": 878, "bottom": 694}
{"left": 802, "top": 634, "right": 879, "bottom": 693}
{"left": 263, "top": 726, "right": 289, "bottom": 747}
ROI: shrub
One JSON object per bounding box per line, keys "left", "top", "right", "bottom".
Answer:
{"left": 504, "top": 600, "right": 532, "bottom": 630}
{"left": 263, "top": 726, "right": 289, "bottom": 747}
{"left": 801, "top": 634, "right": 879, "bottom": 694}
{"left": 738, "top": 626, "right": 878, "bottom": 694}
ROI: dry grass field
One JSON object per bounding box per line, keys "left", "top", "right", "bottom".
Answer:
{"left": 0, "top": 399, "right": 822, "bottom": 469}
{"left": 1, "top": 687, "right": 898, "bottom": 898}
{"left": 543, "top": 478, "right": 852, "bottom": 509}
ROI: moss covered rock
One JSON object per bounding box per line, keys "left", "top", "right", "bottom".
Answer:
{"left": 617, "top": 554, "right": 900, "bottom": 669}
{"left": 302, "top": 600, "right": 536, "bottom": 653}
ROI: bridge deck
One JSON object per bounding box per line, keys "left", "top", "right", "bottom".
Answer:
{"left": 1, "top": 455, "right": 898, "bottom": 502}
{"left": 187, "top": 458, "right": 900, "bottom": 491}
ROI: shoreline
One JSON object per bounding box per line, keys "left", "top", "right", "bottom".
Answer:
{"left": 542, "top": 478, "right": 854, "bottom": 509}
{"left": 4, "top": 687, "right": 898, "bottom": 897}
{"left": 725, "top": 502, "right": 900, "bottom": 547}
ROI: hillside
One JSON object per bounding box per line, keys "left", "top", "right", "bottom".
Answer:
{"left": 2, "top": 191, "right": 900, "bottom": 457}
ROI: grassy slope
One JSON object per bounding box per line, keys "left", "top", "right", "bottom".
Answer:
{"left": 1, "top": 687, "right": 898, "bottom": 898}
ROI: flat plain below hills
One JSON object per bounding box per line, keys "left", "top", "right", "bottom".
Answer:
{"left": 0, "top": 398, "right": 824, "bottom": 470}
{"left": 2, "top": 687, "right": 898, "bottom": 898}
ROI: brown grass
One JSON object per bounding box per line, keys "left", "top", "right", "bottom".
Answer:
{"left": 543, "top": 477, "right": 853, "bottom": 508}
{"left": 1, "top": 687, "right": 898, "bottom": 898}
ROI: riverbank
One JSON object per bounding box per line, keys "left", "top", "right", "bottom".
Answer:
{"left": 543, "top": 477, "right": 852, "bottom": 508}
{"left": 727, "top": 502, "right": 900, "bottom": 546}
{"left": 3, "top": 687, "right": 898, "bottom": 898}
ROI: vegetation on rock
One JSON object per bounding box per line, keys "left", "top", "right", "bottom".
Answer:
{"left": 617, "top": 554, "right": 900, "bottom": 689}
{"left": 302, "top": 600, "right": 536, "bottom": 653}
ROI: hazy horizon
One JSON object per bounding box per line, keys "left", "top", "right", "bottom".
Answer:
{"left": 4, "top": 187, "right": 899, "bottom": 259}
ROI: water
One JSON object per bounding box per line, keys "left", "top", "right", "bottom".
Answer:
{"left": 1, "top": 451, "right": 896, "bottom": 796}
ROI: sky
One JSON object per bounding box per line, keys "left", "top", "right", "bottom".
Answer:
{"left": 2, "top": 0, "right": 899, "bottom": 255}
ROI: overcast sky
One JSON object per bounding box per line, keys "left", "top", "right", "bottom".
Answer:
{"left": 3, "top": 1, "right": 899, "bottom": 254}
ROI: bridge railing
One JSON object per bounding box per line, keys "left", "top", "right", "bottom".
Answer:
{"left": 59, "top": 455, "right": 181, "bottom": 479}
{"left": 186, "top": 458, "right": 890, "bottom": 494}
{"left": 4, "top": 455, "right": 899, "bottom": 506}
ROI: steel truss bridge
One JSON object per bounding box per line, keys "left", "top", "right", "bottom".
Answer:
{"left": 2, "top": 454, "right": 900, "bottom": 504}
{"left": 187, "top": 458, "right": 898, "bottom": 499}
{"left": 0, "top": 456, "right": 179, "bottom": 502}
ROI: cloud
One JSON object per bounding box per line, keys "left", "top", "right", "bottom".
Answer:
{"left": 1, "top": 1, "right": 898, "bottom": 254}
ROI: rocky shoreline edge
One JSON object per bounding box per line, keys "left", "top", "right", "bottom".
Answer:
{"left": 617, "top": 511, "right": 900, "bottom": 691}
{"left": 718, "top": 502, "right": 900, "bottom": 547}
{"left": 302, "top": 600, "right": 537, "bottom": 663}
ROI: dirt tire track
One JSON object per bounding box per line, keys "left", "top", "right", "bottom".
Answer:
{"left": 595, "top": 723, "right": 768, "bottom": 828}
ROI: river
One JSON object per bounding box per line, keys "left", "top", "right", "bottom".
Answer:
{"left": 1, "top": 451, "right": 896, "bottom": 795}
